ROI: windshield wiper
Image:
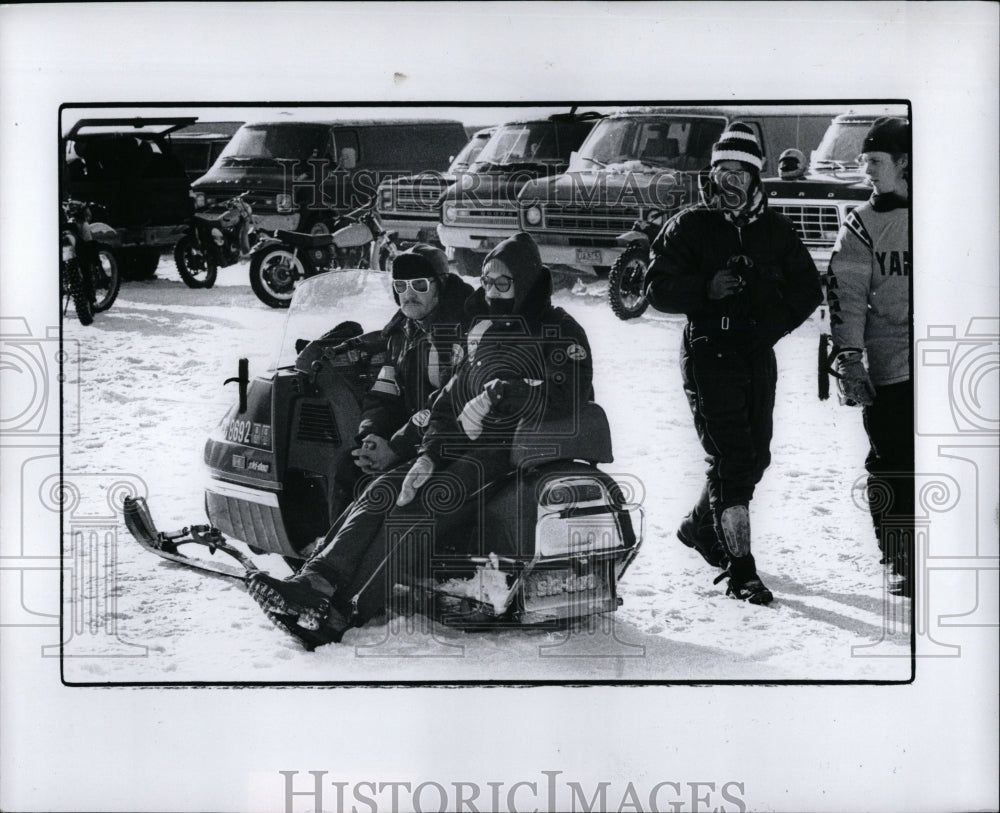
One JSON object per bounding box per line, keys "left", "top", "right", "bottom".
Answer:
{"left": 578, "top": 155, "right": 607, "bottom": 169}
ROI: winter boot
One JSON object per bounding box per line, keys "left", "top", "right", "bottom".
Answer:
{"left": 714, "top": 506, "right": 773, "bottom": 605}
{"left": 248, "top": 571, "right": 348, "bottom": 650}
{"left": 715, "top": 555, "right": 774, "bottom": 605}
{"left": 677, "top": 514, "right": 728, "bottom": 569}
{"left": 261, "top": 604, "right": 350, "bottom": 651}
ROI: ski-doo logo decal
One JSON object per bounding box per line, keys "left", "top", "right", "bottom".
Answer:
{"left": 533, "top": 572, "right": 597, "bottom": 597}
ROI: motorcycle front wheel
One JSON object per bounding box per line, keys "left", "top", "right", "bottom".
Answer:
{"left": 62, "top": 261, "right": 94, "bottom": 326}
{"left": 608, "top": 245, "right": 650, "bottom": 320}
{"left": 174, "top": 235, "right": 218, "bottom": 289}
{"left": 91, "top": 246, "right": 121, "bottom": 312}
{"left": 249, "top": 247, "right": 306, "bottom": 308}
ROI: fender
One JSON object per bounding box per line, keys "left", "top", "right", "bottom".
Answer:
{"left": 89, "top": 221, "right": 122, "bottom": 249}
{"left": 248, "top": 234, "right": 288, "bottom": 257}
{"left": 615, "top": 229, "right": 650, "bottom": 249}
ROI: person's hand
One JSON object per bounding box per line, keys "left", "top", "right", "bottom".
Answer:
{"left": 707, "top": 268, "right": 745, "bottom": 300}
{"left": 397, "top": 455, "right": 435, "bottom": 506}
{"left": 458, "top": 379, "right": 506, "bottom": 440}
{"left": 833, "top": 351, "right": 876, "bottom": 407}
{"left": 352, "top": 435, "right": 400, "bottom": 475}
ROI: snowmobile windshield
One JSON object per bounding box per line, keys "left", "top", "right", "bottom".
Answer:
{"left": 573, "top": 116, "right": 725, "bottom": 172}
{"left": 216, "top": 123, "right": 331, "bottom": 168}
{"left": 271, "top": 270, "right": 397, "bottom": 370}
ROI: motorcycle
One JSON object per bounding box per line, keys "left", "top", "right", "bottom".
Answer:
{"left": 606, "top": 209, "right": 665, "bottom": 321}
{"left": 248, "top": 199, "right": 402, "bottom": 309}
{"left": 174, "top": 191, "right": 257, "bottom": 289}
{"left": 60, "top": 199, "right": 121, "bottom": 326}
{"left": 124, "top": 271, "right": 644, "bottom": 633}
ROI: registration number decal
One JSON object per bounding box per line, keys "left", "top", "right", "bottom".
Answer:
{"left": 223, "top": 419, "right": 272, "bottom": 449}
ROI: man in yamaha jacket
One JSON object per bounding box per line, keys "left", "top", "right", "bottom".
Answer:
{"left": 826, "top": 117, "right": 912, "bottom": 596}
{"left": 644, "top": 122, "right": 823, "bottom": 605}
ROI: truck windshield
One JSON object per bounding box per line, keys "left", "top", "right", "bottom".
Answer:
{"left": 576, "top": 116, "right": 726, "bottom": 171}
{"left": 217, "top": 123, "right": 330, "bottom": 168}
{"left": 811, "top": 120, "right": 869, "bottom": 167}
{"left": 473, "top": 122, "right": 560, "bottom": 167}
{"left": 448, "top": 131, "right": 492, "bottom": 173}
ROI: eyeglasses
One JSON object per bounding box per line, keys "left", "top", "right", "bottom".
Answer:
{"left": 480, "top": 274, "right": 514, "bottom": 293}
{"left": 392, "top": 278, "right": 433, "bottom": 294}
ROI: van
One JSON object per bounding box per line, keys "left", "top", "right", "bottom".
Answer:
{"left": 171, "top": 121, "right": 244, "bottom": 182}
{"left": 375, "top": 126, "right": 495, "bottom": 245}
{"left": 191, "top": 118, "right": 469, "bottom": 235}
{"left": 516, "top": 105, "right": 838, "bottom": 276}
{"left": 765, "top": 105, "right": 909, "bottom": 265}
{"left": 436, "top": 111, "right": 604, "bottom": 276}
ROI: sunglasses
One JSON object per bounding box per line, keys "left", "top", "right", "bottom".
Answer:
{"left": 480, "top": 274, "right": 514, "bottom": 293}
{"left": 392, "top": 278, "right": 433, "bottom": 294}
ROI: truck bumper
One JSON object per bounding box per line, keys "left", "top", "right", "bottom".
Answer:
{"left": 533, "top": 241, "right": 624, "bottom": 274}
{"left": 437, "top": 224, "right": 510, "bottom": 252}
{"left": 379, "top": 216, "right": 439, "bottom": 243}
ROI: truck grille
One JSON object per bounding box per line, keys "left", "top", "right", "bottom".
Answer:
{"left": 385, "top": 180, "right": 447, "bottom": 214}
{"left": 541, "top": 205, "right": 639, "bottom": 235}
{"left": 771, "top": 204, "right": 842, "bottom": 246}
{"left": 297, "top": 402, "right": 340, "bottom": 444}
{"left": 452, "top": 204, "right": 518, "bottom": 229}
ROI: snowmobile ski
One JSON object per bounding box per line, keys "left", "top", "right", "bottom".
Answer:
{"left": 123, "top": 496, "right": 259, "bottom": 583}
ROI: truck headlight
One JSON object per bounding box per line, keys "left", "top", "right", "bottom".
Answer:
{"left": 192, "top": 191, "right": 206, "bottom": 210}
{"left": 442, "top": 203, "right": 457, "bottom": 224}
{"left": 525, "top": 206, "right": 542, "bottom": 226}
{"left": 276, "top": 193, "right": 293, "bottom": 213}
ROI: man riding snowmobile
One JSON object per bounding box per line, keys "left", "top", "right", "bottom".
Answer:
{"left": 247, "top": 232, "right": 595, "bottom": 648}
{"left": 329, "top": 244, "right": 474, "bottom": 518}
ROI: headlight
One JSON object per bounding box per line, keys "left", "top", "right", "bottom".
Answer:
{"left": 525, "top": 206, "right": 542, "bottom": 226}
{"left": 442, "top": 203, "right": 457, "bottom": 224}
{"left": 276, "top": 193, "right": 293, "bottom": 213}
{"left": 60, "top": 232, "right": 77, "bottom": 262}
{"left": 192, "top": 192, "right": 206, "bottom": 209}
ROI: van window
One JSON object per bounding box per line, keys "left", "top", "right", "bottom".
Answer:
{"left": 218, "top": 123, "right": 331, "bottom": 166}
{"left": 353, "top": 126, "right": 454, "bottom": 169}
{"left": 475, "top": 122, "right": 565, "bottom": 166}
{"left": 580, "top": 116, "right": 726, "bottom": 169}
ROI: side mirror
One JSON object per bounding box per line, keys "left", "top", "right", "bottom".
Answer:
{"left": 339, "top": 147, "right": 357, "bottom": 170}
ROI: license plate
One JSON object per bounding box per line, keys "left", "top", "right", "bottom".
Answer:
{"left": 521, "top": 563, "right": 614, "bottom": 622}
{"left": 575, "top": 248, "right": 603, "bottom": 264}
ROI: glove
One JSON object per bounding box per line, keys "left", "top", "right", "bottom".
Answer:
{"left": 397, "top": 454, "right": 435, "bottom": 506}
{"left": 833, "top": 350, "right": 876, "bottom": 407}
{"left": 457, "top": 379, "right": 506, "bottom": 440}
{"left": 707, "top": 268, "right": 745, "bottom": 300}
{"left": 352, "top": 434, "right": 400, "bottom": 475}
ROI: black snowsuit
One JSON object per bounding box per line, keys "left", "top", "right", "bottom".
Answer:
{"left": 300, "top": 268, "right": 594, "bottom": 623}
{"left": 645, "top": 204, "right": 822, "bottom": 535}
{"left": 330, "top": 274, "right": 474, "bottom": 510}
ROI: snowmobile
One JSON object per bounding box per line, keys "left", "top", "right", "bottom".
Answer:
{"left": 124, "top": 271, "right": 644, "bottom": 630}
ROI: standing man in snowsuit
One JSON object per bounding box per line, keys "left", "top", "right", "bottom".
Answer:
{"left": 826, "top": 117, "right": 912, "bottom": 596}
{"left": 246, "top": 232, "right": 594, "bottom": 648}
{"left": 644, "top": 122, "right": 823, "bottom": 604}
{"left": 327, "top": 244, "right": 474, "bottom": 517}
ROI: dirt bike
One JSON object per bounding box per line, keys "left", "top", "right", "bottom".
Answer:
{"left": 60, "top": 200, "right": 121, "bottom": 326}
{"left": 606, "top": 209, "right": 665, "bottom": 321}
{"left": 174, "top": 191, "right": 257, "bottom": 289}
{"left": 124, "top": 271, "right": 643, "bottom": 632}
{"left": 248, "top": 199, "right": 402, "bottom": 308}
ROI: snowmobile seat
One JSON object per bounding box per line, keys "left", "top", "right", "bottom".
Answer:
{"left": 510, "top": 402, "right": 614, "bottom": 469}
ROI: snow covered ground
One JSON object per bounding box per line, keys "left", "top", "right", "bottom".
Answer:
{"left": 61, "top": 255, "right": 911, "bottom": 684}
